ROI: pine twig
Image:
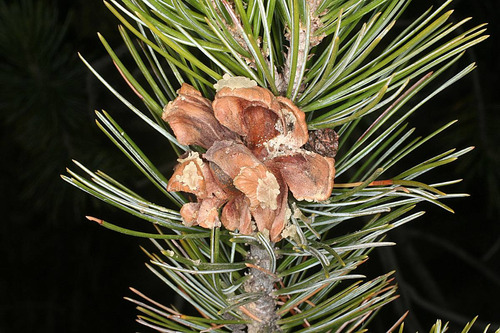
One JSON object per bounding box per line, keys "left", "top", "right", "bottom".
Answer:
{"left": 244, "top": 244, "right": 281, "bottom": 332}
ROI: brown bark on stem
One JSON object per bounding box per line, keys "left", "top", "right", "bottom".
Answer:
{"left": 244, "top": 244, "right": 281, "bottom": 332}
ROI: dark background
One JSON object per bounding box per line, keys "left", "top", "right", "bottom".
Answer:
{"left": 0, "top": 0, "right": 498, "bottom": 332}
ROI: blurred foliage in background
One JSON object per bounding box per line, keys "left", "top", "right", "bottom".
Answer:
{"left": 0, "top": 0, "right": 499, "bottom": 332}
{"left": 0, "top": 0, "right": 87, "bottom": 215}
{"left": 0, "top": 0, "right": 161, "bottom": 331}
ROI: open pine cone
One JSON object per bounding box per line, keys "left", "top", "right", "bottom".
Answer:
{"left": 164, "top": 76, "right": 335, "bottom": 241}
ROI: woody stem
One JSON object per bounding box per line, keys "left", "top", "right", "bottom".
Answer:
{"left": 244, "top": 244, "right": 281, "bottom": 332}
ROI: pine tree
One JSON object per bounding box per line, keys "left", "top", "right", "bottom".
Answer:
{"left": 63, "top": 0, "right": 496, "bottom": 331}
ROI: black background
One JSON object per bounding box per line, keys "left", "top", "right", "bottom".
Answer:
{"left": 1, "top": 0, "right": 499, "bottom": 332}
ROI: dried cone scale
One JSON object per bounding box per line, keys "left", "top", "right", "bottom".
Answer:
{"left": 164, "top": 75, "right": 336, "bottom": 242}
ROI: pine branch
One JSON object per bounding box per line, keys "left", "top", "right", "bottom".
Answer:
{"left": 62, "top": 0, "right": 493, "bottom": 331}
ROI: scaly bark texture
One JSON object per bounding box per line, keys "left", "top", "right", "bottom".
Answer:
{"left": 244, "top": 244, "right": 281, "bottom": 333}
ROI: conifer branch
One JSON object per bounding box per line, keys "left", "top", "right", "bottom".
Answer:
{"left": 63, "top": 0, "right": 493, "bottom": 331}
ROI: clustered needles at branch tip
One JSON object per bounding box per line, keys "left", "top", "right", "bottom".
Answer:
{"left": 220, "top": 0, "right": 327, "bottom": 96}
